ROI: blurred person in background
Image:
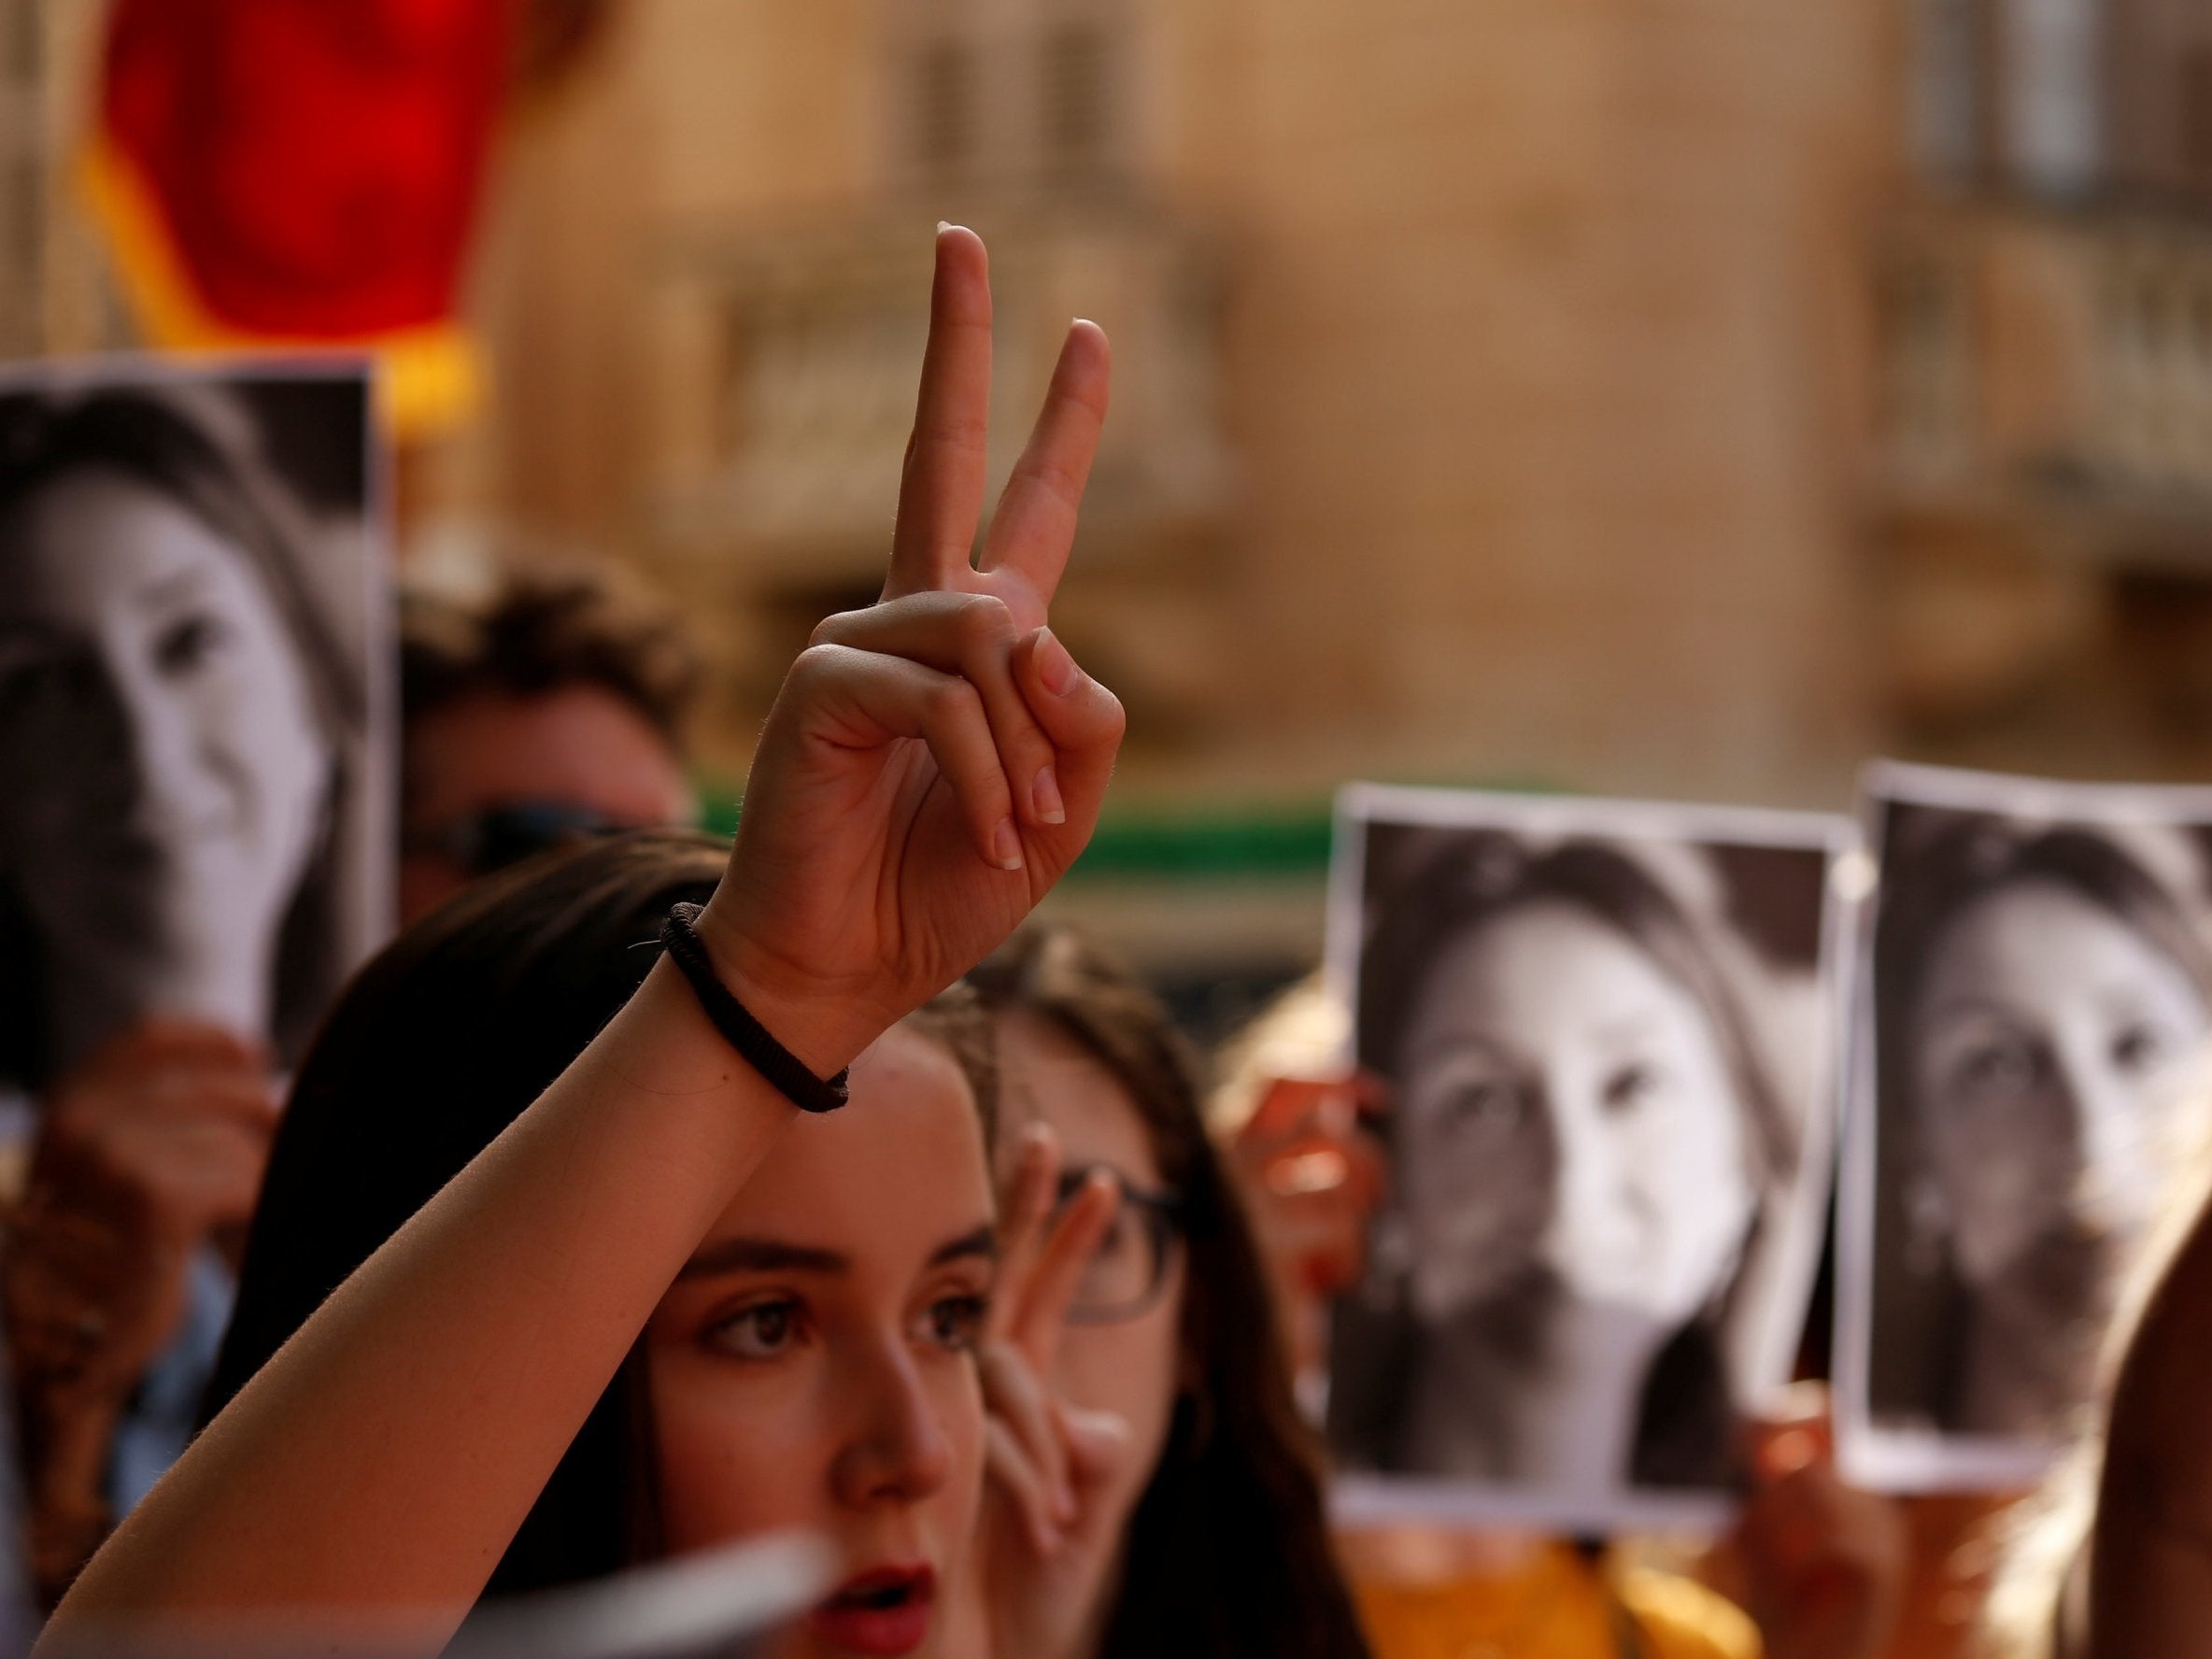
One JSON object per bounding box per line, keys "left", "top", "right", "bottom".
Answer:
{"left": 398, "top": 560, "right": 701, "bottom": 925}
{"left": 0, "top": 385, "right": 371, "bottom": 1602}
{"left": 959, "top": 925, "right": 1372, "bottom": 1659}
{"left": 1872, "top": 817, "right": 2212, "bottom": 1440}
{"left": 1214, "top": 977, "right": 1907, "bottom": 1659}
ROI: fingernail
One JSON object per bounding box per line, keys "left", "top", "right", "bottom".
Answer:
{"left": 993, "top": 817, "right": 1025, "bottom": 872}
{"left": 937, "top": 220, "right": 953, "bottom": 234}
{"left": 1031, "top": 765, "right": 1065, "bottom": 825}
{"left": 1035, "top": 628, "right": 1079, "bottom": 697}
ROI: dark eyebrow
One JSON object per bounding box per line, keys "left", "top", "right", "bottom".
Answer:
{"left": 678, "top": 1238, "right": 849, "bottom": 1280}
{"left": 929, "top": 1223, "right": 998, "bottom": 1269}
{"left": 678, "top": 1222, "right": 997, "bottom": 1282}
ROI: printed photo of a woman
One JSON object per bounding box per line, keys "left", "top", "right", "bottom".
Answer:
{"left": 1328, "top": 792, "right": 1842, "bottom": 1527}
{"left": 1861, "top": 794, "right": 2212, "bottom": 1451}
{"left": 0, "top": 371, "right": 383, "bottom": 1093}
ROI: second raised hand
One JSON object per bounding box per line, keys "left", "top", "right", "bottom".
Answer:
{"left": 697, "top": 226, "right": 1124, "bottom": 1078}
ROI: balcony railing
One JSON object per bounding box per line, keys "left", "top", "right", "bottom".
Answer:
{"left": 647, "top": 197, "right": 1233, "bottom": 589}
{"left": 1875, "top": 198, "right": 2212, "bottom": 559}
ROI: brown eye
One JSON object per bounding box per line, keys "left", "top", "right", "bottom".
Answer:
{"left": 928, "top": 1294, "right": 988, "bottom": 1351}
{"left": 707, "top": 1297, "right": 802, "bottom": 1359}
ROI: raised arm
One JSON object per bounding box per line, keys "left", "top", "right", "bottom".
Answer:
{"left": 38, "top": 227, "right": 1120, "bottom": 1649}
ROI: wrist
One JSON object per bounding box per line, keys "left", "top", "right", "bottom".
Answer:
{"left": 686, "top": 902, "right": 887, "bottom": 1082}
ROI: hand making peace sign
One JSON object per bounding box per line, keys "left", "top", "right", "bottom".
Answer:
{"left": 696, "top": 225, "right": 1124, "bottom": 1078}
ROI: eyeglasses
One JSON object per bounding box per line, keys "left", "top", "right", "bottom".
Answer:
{"left": 404, "top": 800, "right": 631, "bottom": 879}
{"left": 1056, "top": 1165, "right": 1184, "bottom": 1325}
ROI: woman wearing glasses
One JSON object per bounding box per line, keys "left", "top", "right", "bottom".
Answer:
{"left": 961, "top": 926, "right": 1372, "bottom": 1659}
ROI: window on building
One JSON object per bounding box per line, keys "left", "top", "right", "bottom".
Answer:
{"left": 2182, "top": 48, "right": 2212, "bottom": 202}
{"left": 913, "top": 35, "right": 975, "bottom": 182}
{"left": 1999, "top": 0, "right": 2102, "bottom": 197}
{"left": 885, "top": 0, "right": 1130, "bottom": 196}
{"left": 1911, "top": 0, "right": 1985, "bottom": 185}
{"left": 1041, "top": 21, "right": 1111, "bottom": 182}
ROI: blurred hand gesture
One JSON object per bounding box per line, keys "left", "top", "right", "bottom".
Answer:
{"left": 698, "top": 226, "right": 1122, "bottom": 1076}
{"left": 1734, "top": 1385, "right": 1907, "bottom": 1659}
{"left": 1225, "top": 1071, "right": 1388, "bottom": 1377}
{"left": 949, "top": 1124, "right": 1133, "bottom": 1659}
{"left": 4, "top": 1017, "right": 278, "bottom": 1598}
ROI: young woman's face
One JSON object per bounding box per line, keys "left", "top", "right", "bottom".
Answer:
{"left": 1913, "top": 877, "right": 2211, "bottom": 1287}
{"left": 992, "top": 1010, "right": 1186, "bottom": 1556}
{"left": 645, "top": 1024, "right": 996, "bottom": 1659}
{"left": 0, "top": 467, "right": 328, "bottom": 1041}
{"left": 1397, "top": 899, "right": 1756, "bottom": 1326}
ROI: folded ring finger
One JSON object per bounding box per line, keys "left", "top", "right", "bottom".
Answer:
{"left": 814, "top": 592, "right": 1063, "bottom": 828}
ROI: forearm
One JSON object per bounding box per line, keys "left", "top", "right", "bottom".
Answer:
{"left": 43, "top": 960, "right": 806, "bottom": 1642}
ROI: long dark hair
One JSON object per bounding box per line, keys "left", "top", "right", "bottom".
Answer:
{"left": 967, "top": 928, "right": 1372, "bottom": 1659}
{"left": 202, "top": 830, "right": 995, "bottom": 1596}
{"left": 0, "top": 382, "right": 368, "bottom": 1086}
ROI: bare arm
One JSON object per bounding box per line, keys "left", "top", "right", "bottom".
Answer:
{"left": 46, "top": 965, "right": 798, "bottom": 1626}
{"left": 37, "top": 225, "right": 1121, "bottom": 1649}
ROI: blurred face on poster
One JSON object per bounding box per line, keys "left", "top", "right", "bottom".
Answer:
{"left": 1912, "top": 875, "right": 2209, "bottom": 1290}
{"left": 0, "top": 396, "right": 342, "bottom": 1071}
{"left": 1397, "top": 896, "right": 1756, "bottom": 1330}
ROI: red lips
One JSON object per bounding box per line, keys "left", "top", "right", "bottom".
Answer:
{"left": 806, "top": 1563, "right": 936, "bottom": 1655}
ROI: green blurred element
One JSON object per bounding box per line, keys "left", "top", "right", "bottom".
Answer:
{"left": 695, "top": 773, "right": 1565, "bottom": 883}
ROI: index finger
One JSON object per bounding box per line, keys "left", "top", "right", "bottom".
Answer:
{"left": 1009, "top": 1170, "right": 1118, "bottom": 1375}
{"left": 886, "top": 225, "right": 994, "bottom": 599}
{"left": 985, "top": 1123, "right": 1060, "bottom": 1346}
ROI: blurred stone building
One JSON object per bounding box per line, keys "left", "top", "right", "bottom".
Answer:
{"left": 462, "top": 0, "right": 1893, "bottom": 811}
{"left": 279, "top": 0, "right": 2212, "bottom": 985}
{"left": 1873, "top": 0, "right": 2212, "bottom": 776}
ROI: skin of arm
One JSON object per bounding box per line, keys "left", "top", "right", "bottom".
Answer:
{"left": 47, "top": 963, "right": 799, "bottom": 1627}
{"left": 37, "top": 224, "right": 1122, "bottom": 1652}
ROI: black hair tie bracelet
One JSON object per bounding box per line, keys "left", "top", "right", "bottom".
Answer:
{"left": 659, "top": 901, "right": 851, "bottom": 1113}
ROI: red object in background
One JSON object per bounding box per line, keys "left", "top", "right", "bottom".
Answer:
{"left": 97, "top": 0, "right": 514, "bottom": 338}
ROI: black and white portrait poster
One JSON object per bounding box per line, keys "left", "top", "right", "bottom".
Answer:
{"left": 1836, "top": 762, "right": 2212, "bottom": 1492}
{"left": 1326, "top": 785, "right": 1856, "bottom": 1531}
{"left": 0, "top": 359, "right": 390, "bottom": 1116}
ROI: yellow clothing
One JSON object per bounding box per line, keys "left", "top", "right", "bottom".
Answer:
{"left": 1354, "top": 1539, "right": 1761, "bottom": 1659}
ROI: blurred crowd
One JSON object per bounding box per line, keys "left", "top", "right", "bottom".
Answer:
{"left": 0, "top": 468, "right": 2182, "bottom": 1659}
